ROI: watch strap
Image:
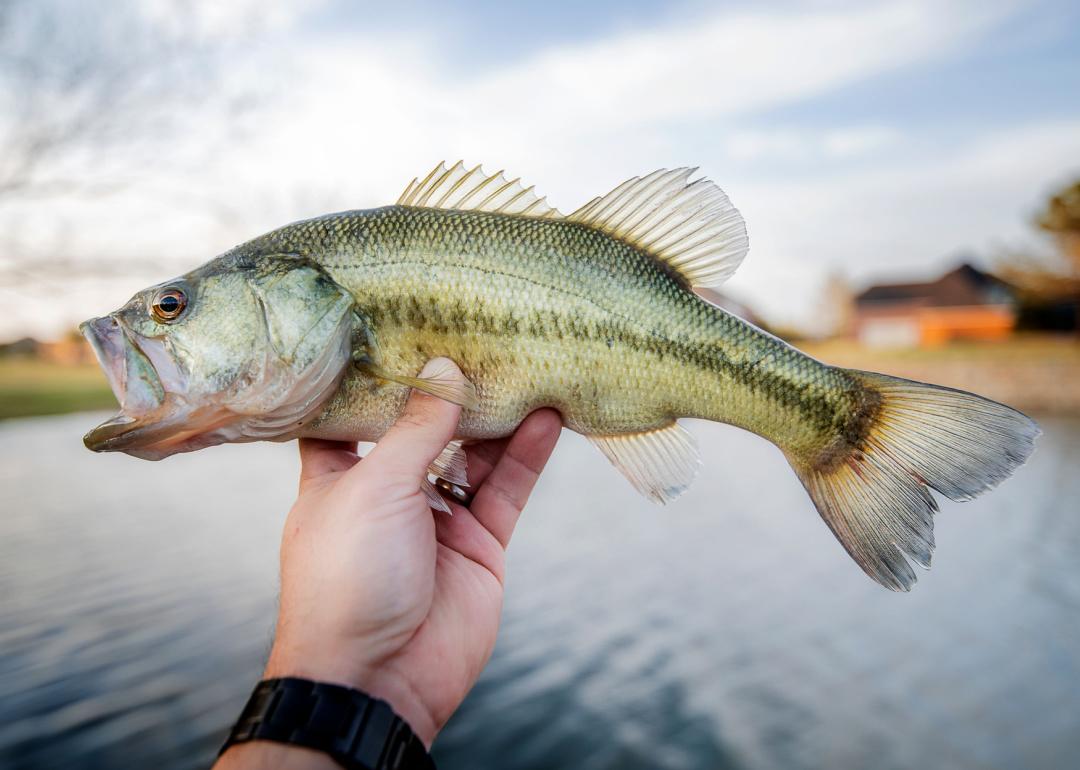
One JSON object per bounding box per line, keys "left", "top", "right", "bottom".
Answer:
{"left": 220, "top": 677, "right": 434, "bottom": 770}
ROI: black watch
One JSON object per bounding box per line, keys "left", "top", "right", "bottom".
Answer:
{"left": 219, "top": 677, "right": 435, "bottom": 770}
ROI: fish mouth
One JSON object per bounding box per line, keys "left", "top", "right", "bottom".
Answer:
{"left": 80, "top": 316, "right": 219, "bottom": 459}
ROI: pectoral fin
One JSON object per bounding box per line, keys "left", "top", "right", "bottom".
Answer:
{"left": 357, "top": 359, "right": 479, "bottom": 409}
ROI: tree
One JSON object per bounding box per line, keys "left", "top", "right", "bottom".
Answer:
{"left": 0, "top": 0, "right": 260, "bottom": 285}
{"left": 1000, "top": 179, "right": 1080, "bottom": 300}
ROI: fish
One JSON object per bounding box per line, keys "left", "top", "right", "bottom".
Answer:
{"left": 80, "top": 161, "right": 1039, "bottom": 591}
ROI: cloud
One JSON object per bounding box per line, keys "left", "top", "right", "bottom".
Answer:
{"left": 727, "top": 119, "right": 1080, "bottom": 326}
{"left": 722, "top": 126, "right": 900, "bottom": 162}
{"left": 261, "top": 0, "right": 1018, "bottom": 170}
{"left": 2, "top": 0, "right": 1061, "bottom": 339}
{"left": 457, "top": 1, "right": 1012, "bottom": 134}
{"left": 137, "top": 0, "right": 321, "bottom": 40}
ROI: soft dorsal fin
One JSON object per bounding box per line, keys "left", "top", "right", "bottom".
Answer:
{"left": 569, "top": 168, "right": 748, "bottom": 288}
{"left": 398, "top": 161, "right": 563, "bottom": 219}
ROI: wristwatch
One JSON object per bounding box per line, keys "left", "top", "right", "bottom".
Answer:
{"left": 219, "top": 677, "right": 435, "bottom": 769}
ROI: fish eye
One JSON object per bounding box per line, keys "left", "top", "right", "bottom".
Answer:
{"left": 150, "top": 287, "right": 188, "bottom": 323}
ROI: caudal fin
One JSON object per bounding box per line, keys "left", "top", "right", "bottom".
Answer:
{"left": 789, "top": 370, "right": 1039, "bottom": 591}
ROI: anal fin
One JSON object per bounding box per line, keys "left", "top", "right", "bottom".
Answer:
{"left": 589, "top": 422, "right": 700, "bottom": 504}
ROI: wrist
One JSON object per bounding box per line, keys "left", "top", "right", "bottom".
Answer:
{"left": 264, "top": 645, "right": 438, "bottom": 749}
{"left": 216, "top": 741, "right": 340, "bottom": 769}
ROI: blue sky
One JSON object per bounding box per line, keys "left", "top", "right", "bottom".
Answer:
{"left": 302, "top": 0, "right": 1080, "bottom": 139}
{"left": 4, "top": 0, "right": 1080, "bottom": 339}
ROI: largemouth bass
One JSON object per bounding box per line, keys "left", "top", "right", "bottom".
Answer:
{"left": 80, "top": 162, "right": 1038, "bottom": 590}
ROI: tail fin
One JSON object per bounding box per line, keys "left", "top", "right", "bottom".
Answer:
{"left": 789, "top": 370, "right": 1039, "bottom": 591}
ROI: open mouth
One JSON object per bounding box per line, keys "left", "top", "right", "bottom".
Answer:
{"left": 81, "top": 316, "right": 195, "bottom": 456}
{"left": 81, "top": 317, "right": 160, "bottom": 412}
{"left": 80, "top": 316, "right": 165, "bottom": 451}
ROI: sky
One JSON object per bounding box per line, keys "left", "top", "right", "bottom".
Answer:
{"left": 2, "top": 0, "right": 1080, "bottom": 340}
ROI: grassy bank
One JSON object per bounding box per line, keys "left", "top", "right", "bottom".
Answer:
{"left": 2, "top": 334, "right": 1078, "bottom": 421}
{"left": 0, "top": 358, "right": 117, "bottom": 420}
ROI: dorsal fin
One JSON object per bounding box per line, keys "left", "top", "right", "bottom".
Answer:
{"left": 568, "top": 168, "right": 748, "bottom": 288}
{"left": 398, "top": 161, "right": 562, "bottom": 219}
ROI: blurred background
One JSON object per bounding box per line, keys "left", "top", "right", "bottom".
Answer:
{"left": 2, "top": 0, "right": 1079, "bottom": 768}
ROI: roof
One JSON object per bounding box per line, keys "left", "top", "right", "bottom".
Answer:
{"left": 855, "top": 264, "right": 1015, "bottom": 308}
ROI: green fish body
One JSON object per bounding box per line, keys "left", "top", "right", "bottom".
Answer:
{"left": 259, "top": 206, "right": 841, "bottom": 453}
{"left": 81, "top": 162, "right": 1039, "bottom": 590}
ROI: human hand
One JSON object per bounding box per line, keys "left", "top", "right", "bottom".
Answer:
{"left": 250, "top": 358, "right": 561, "bottom": 753}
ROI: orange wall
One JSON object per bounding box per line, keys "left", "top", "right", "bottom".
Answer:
{"left": 916, "top": 306, "right": 1015, "bottom": 346}
{"left": 853, "top": 304, "right": 1015, "bottom": 347}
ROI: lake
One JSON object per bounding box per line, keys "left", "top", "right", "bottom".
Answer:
{"left": 1, "top": 412, "right": 1078, "bottom": 769}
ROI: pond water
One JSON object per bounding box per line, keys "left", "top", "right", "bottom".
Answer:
{"left": 1, "top": 412, "right": 1078, "bottom": 769}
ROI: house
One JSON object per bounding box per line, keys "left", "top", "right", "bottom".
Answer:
{"left": 853, "top": 263, "right": 1016, "bottom": 348}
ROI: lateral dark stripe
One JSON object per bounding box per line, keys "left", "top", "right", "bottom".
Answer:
{"left": 365, "top": 293, "right": 852, "bottom": 432}
{"left": 255, "top": 205, "right": 857, "bottom": 433}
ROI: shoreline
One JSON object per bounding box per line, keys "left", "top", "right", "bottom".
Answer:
{"left": 3, "top": 334, "right": 1078, "bottom": 420}
{"left": 802, "top": 334, "right": 1080, "bottom": 415}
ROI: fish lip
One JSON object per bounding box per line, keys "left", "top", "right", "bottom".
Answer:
{"left": 82, "top": 407, "right": 188, "bottom": 455}
{"left": 80, "top": 316, "right": 173, "bottom": 453}
{"left": 81, "top": 413, "right": 143, "bottom": 452}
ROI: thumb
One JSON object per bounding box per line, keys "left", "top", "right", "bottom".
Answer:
{"left": 362, "top": 357, "right": 467, "bottom": 482}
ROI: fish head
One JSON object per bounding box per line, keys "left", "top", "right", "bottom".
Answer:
{"left": 81, "top": 252, "right": 356, "bottom": 459}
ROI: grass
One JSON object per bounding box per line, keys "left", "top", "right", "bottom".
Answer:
{"left": 0, "top": 357, "right": 118, "bottom": 420}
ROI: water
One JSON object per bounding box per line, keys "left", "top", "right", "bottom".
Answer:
{"left": 2, "top": 413, "right": 1079, "bottom": 770}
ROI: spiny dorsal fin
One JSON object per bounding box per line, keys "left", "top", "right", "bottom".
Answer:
{"left": 569, "top": 168, "right": 748, "bottom": 288}
{"left": 398, "top": 161, "right": 563, "bottom": 219}
{"left": 589, "top": 421, "right": 701, "bottom": 504}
